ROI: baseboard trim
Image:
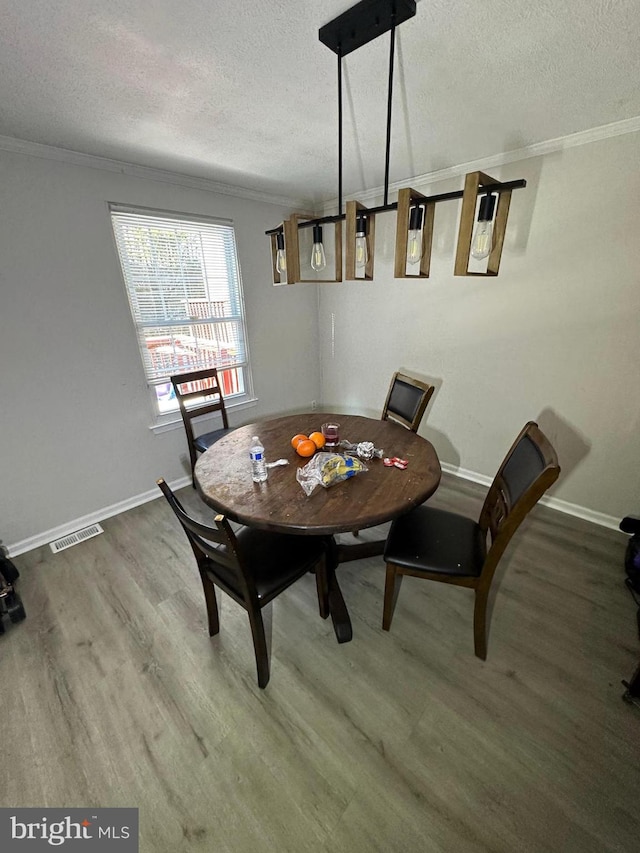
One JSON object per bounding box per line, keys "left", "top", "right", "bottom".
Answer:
{"left": 8, "top": 463, "right": 622, "bottom": 558}
{"left": 7, "top": 476, "right": 192, "bottom": 557}
{"left": 441, "top": 462, "right": 622, "bottom": 532}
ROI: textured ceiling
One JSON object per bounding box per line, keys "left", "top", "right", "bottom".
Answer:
{"left": 0, "top": 0, "right": 638, "bottom": 205}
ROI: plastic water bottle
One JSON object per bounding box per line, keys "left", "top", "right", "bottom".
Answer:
{"left": 250, "top": 436, "right": 268, "bottom": 483}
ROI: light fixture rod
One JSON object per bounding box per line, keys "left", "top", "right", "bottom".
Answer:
{"left": 338, "top": 50, "right": 343, "bottom": 216}
{"left": 264, "top": 179, "right": 527, "bottom": 235}
{"left": 383, "top": 23, "right": 396, "bottom": 206}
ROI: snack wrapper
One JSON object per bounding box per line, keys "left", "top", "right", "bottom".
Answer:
{"left": 296, "top": 452, "right": 368, "bottom": 497}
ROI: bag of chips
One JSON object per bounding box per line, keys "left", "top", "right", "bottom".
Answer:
{"left": 296, "top": 452, "right": 367, "bottom": 497}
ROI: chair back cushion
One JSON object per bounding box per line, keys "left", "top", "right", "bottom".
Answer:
{"left": 480, "top": 422, "right": 560, "bottom": 549}
{"left": 502, "top": 433, "right": 547, "bottom": 505}
{"left": 382, "top": 372, "right": 434, "bottom": 432}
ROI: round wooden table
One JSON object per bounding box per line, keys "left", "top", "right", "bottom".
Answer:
{"left": 195, "top": 413, "right": 441, "bottom": 535}
{"left": 194, "top": 413, "right": 441, "bottom": 643}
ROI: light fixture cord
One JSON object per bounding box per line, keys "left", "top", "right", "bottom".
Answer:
{"left": 383, "top": 23, "right": 396, "bottom": 207}
{"left": 338, "top": 49, "right": 343, "bottom": 216}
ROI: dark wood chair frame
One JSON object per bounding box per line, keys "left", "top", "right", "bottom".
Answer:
{"left": 351, "top": 371, "right": 435, "bottom": 542}
{"left": 171, "top": 368, "right": 230, "bottom": 488}
{"left": 382, "top": 421, "right": 560, "bottom": 659}
{"left": 381, "top": 371, "right": 435, "bottom": 432}
{"left": 157, "top": 478, "right": 330, "bottom": 688}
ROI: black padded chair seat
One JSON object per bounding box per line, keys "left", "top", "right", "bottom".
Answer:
{"left": 203, "top": 528, "right": 330, "bottom": 603}
{"left": 193, "top": 427, "right": 229, "bottom": 454}
{"left": 384, "top": 505, "right": 486, "bottom": 577}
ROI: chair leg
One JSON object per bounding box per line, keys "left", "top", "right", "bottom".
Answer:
{"left": 382, "top": 563, "right": 403, "bottom": 631}
{"left": 473, "top": 587, "right": 489, "bottom": 660}
{"left": 315, "top": 555, "right": 330, "bottom": 620}
{"left": 200, "top": 573, "right": 219, "bottom": 636}
{"left": 247, "top": 604, "right": 270, "bottom": 688}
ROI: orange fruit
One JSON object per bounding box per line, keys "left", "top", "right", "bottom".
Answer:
{"left": 296, "top": 439, "right": 317, "bottom": 458}
{"left": 309, "top": 431, "right": 326, "bottom": 450}
{"left": 291, "top": 433, "right": 308, "bottom": 449}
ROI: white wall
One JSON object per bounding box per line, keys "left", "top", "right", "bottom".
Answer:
{"left": 319, "top": 132, "right": 640, "bottom": 521}
{"left": 0, "top": 150, "right": 320, "bottom": 550}
{"left": 2, "top": 130, "right": 638, "bottom": 552}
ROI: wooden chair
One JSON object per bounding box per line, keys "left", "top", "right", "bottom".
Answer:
{"left": 381, "top": 371, "right": 435, "bottom": 432}
{"left": 350, "top": 370, "right": 435, "bottom": 542}
{"left": 382, "top": 421, "right": 560, "bottom": 659}
{"left": 157, "top": 479, "right": 331, "bottom": 688}
{"left": 171, "top": 368, "right": 230, "bottom": 487}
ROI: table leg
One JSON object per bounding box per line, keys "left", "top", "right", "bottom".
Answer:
{"left": 326, "top": 537, "right": 352, "bottom": 644}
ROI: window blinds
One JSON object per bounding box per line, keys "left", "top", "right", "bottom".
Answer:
{"left": 111, "top": 208, "right": 248, "bottom": 384}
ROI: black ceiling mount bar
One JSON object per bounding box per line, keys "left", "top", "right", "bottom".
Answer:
{"left": 319, "top": 0, "right": 416, "bottom": 56}
{"left": 321, "top": 0, "right": 413, "bottom": 213}
{"left": 264, "top": 179, "right": 527, "bottom": 235}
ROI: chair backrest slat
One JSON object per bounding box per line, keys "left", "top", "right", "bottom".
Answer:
{"left": 157, "top": 478, "right": 257, "bottom": 602}
{"left": 171, "top": 368, "right": 229, "bottom": 433}
{"left": 382, "top": 372, "right": 435, "bottom": 432}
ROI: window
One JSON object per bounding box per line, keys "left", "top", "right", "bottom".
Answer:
{"left": 110, "top": 205, "right": 252, "bottom": 416}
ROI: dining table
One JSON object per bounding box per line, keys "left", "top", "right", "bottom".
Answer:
{"left": 194, "top": 413, "right": 441, "bottom": 642}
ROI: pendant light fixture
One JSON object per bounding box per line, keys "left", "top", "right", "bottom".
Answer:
{"left": 346, "top": 201, "right": 375, "bottom": 280}
{"left": 454, "top": 171, "right": 513, "bottom": 276}
{"left": 266, "top": 1, "right": 527, "bottom": 283}
{"left": 271, "top": 213, "right": 342, "bottom": 284}
{"left": 407, "top": 206, "right": 424, "bottom": 265}
{"left": 355, "top": 215, "right": 368, "bottom": 269}
{"left": 394, "top": 187, "right": 434, "bottom": 279}
{"left": 311, "top": 225, "right": 327, "bottom": 271}
{"left": 470, "top": 194, "right": 497, "bottom": 260}
{"left": 275, "top": 232, "right": 286, "bottom": 275}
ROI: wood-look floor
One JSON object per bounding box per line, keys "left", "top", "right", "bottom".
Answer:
{"left": 1, "top": 475, "right": 639, "bottom": 852}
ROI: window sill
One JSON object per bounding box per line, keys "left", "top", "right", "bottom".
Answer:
{"left": 149, "top": 397, "right": 259, "bottom": 435}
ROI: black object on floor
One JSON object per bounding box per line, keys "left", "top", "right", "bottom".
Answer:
{"left": 0, "top": 554, "right": 26, "bottom": 633}
{"left": 620, "top": 516, "right": 640, "bottom": 705}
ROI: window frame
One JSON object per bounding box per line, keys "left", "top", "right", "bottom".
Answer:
{"left": 109, "top": 203, "right": 255, "bottom": 426}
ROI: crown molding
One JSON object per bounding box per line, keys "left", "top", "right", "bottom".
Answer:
{"left": 1, "top": 113, "right": 639, "bottom": 224}
{"left": 331, "top": 114, "right": 640, "bottom": 208}
{"left": 0, "top": 134, "right": 312, "bottom": 210}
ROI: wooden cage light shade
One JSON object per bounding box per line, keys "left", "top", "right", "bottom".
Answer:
{"left": 454, "top": 171, "right": 512, "bottom": 276}
{"left": 394, "top": 187, "right": 435, "bottom": 278}
{"left": 270, "top": 214, "right": 342, "bottom": 285}
{"left": 345, "top": 201, "right": 376, "bottom": 281}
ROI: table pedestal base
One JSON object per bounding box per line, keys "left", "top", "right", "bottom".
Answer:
{"left": 336, "top": 539, "right": 385, "bottom": 563}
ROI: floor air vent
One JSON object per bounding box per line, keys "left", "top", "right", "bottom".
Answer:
{"left": 49, "top": 524, "right": 104, "bottom": 553}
